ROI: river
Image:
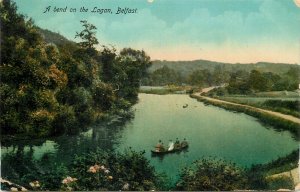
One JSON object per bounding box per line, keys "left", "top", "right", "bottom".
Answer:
{"left": 1, "top": 93, "right": 298, "bottom": 182}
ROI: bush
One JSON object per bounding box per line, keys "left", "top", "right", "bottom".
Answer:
{"left": 2, "top": 148, "right": 171, "bottom": 191}
{"left": 69, "top": 148, "right": 164, "bottom": 191}
{"left": 21, "top": 164, "right": 68, "bottom": 191}
{"left": 266, "top": 176, "right": 294, "bottom": 190}
{"left": 264, "top": 100, "right": 299, "bottom": 110}
{"left": 176, "top": 158, "right": 248, "bottom": 191}
{"left": 246, "top": 166, "right": 268, "bottom": 189}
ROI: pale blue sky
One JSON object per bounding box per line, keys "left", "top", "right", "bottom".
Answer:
{"left": 14, "top": 0, "right": 300, "bottom": 63}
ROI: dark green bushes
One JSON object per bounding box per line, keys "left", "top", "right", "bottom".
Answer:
{"left": 261, "top": 100, "right": 300, "bottom": 118}
{"left": 263, "top": 100, "right": 299, "bottom": 111}
{"left": 226, "top": 69, "right": 300, "bottom": 94}
{"left": 2, "top": 149, "right": 169, "bottom": 191}
{"left": 250, "top": 150, "right": 298, "bottom": 175}
{"left": 2, "top": 148, "right": 297, "bottom": 191}
{"left": 176, "top": 158, "right": 249, "bottom": 191}
{"left": 69, "top": 149, "right": 161, "bottom": 191}
{"left": 176, "top": 150, "right": 298, "bottom": 191}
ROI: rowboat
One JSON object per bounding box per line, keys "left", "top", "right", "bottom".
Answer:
{"left": 151, "top": 143, "right": 189, "bottom": 155}
{"left": 183, "top": 104, "right": 188, "bottom": 108}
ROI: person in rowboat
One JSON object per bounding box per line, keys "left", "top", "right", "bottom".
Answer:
{"left": 174, "top": 138, "right": 180, "bottom": 149}
{"left": 181, "top": 138, "right": 188, "bottom": 147}
{"left": 168, "top": 140, "right": 174, "bottom": 151}
{"left": 155, "top": 140, "right": 165, "bottom": 152}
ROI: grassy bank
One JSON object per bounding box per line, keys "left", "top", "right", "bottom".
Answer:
{"left": 139, "top": 85, "right": 195, "bottom": 95}
{"left": 190, "top": 94, "right": 300, "bottom": 139}
{"left": 253, "top": 149, "right": 298, "bottom": 176}
{"left": 247, "top": 149, "right": 299, "bottom": 190}
{"left": 203, "top": 88, "right": 300, "bottom": 118}
{"left": 216, "top": 96, "right": 300, "bottom": 118}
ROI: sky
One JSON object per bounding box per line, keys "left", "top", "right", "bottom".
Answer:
{"left": 14, "top": 0, "right": 300, "bottom": 64}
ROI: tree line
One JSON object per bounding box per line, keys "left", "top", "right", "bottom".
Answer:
{"left": 0, "top": 0, "right": 151, "bottom": 138}
{"left": 143, "top": 65, "right": 300, "bottom": 94}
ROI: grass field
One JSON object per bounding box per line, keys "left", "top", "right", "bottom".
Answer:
{"left": 216, "top": 92, "right": 300, "bottom": 118}
{"left": 191, "top": 94, "right": 300, "bottom": 139}
{"left": 139, "top": 85, "right": 194, "bottom": 95}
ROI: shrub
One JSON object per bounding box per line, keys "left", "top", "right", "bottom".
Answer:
{"left": 264, "top": 100, "right": 299, "bottom": 110}
{"left": 69, "top": 148, "right": 164, "bottom": 191}
{"left": 176, "top": 158, "right": 248, "bottom": 191}
{"left": 21, "top": 164, "right": 68, "bottom": 191}
{"left": 266, "top": 176, "right": 294, "bottom": 190}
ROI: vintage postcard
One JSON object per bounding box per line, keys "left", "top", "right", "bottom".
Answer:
{"left": 1, "top": 0, "right": 299, "bottom": 191}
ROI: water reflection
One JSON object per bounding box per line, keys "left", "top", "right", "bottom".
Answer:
{"left": 1, "top": 112, "right": 135, "bottom": 181}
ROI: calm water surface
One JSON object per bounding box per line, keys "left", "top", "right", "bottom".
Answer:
{"left": 1, "top": 94, "right": 298, "bottom": 181}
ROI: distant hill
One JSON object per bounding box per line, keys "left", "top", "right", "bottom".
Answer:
{"left": 37, "top": 27, "right": 299, "bottom": 76}
{"left": 37, "top": 28, "right": 75, "bottom": 46}
{"left": 150, "top": 60, "right": 300, "bottom": 76}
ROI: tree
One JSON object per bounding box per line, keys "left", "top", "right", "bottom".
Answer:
{"left": 149, "top": 66, "right": 181, "bottom": 86}
{"left": 1, "top": 2, "right": 152, "bottom": 138}
{"left": 117, "top": 48, "right": 151, "bottom": 101}
{"left": 100, "top": 46, "right": 118, "bottom": 83}
{"left": 248, "top": 70, "right": 268, "bottom": 92}
{"left": 188, "top": 69, "right": 212, "bottom": 88}
{"left": 225, "top": 70, "right": 249, "bottom": 94}
{"left": 212, "top": 65, "right": 229, "bottom": 85}
{"left": 75, "top": 20, "right": 99, "bottom": 50}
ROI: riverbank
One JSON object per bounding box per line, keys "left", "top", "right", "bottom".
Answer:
{"left": 251, "top": 149, "right": 299, "bottom": 190}
{"left": 2, "top": 149, "right": 298, "bottom": 191}
{"left": 203, "top": 89, "right": 300, "bottom": 118}
{"left": 190, "top": 93, "right": 300, "bottom": 138}
{"left": 139, "top": 85, "right": 195, "bottom": 95}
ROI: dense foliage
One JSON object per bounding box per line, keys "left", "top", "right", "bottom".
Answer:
{"left": 2, "top": 147, "right": 297, "bottom": 191}
{"left": 1, "top": 149, "right": 168, "bottom": 191}
{"left": 226, "top": 69, "right": 300, "bottom": 94}
{"left": 142, "top": 65, "right": 183, "bottom": 86}
{"left": 0, "top": 1, "right": 151, "bottom": 138}
{"left": 175, "top": 151, "right": 298, "bottom": 191}
{"left": 176, "top": 158, "right": 249, "bottom": 191}
{"left": 149, "top": 60, "right": 299, "bottom": 77}
{"left": 145, "top": 64, "right": 299, "bottom": 93}
{"left": 144, "top": 65, "right": 229, "bottom": 88}
{"left": 262, "top": 100, "right": 300, "bottom": 114}
{"left": 68, "top": 149, "right": 166, "bottom": 191}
